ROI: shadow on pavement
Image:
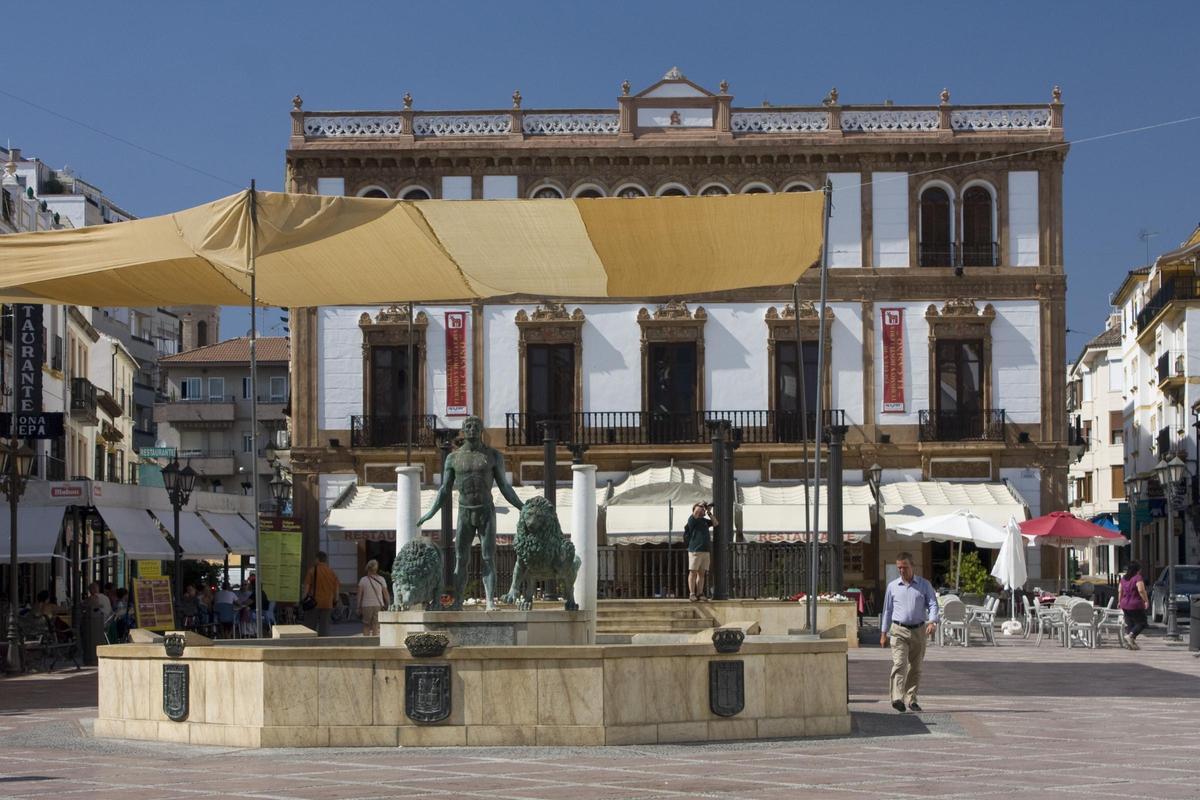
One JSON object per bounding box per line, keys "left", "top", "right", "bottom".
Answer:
{"left": 0, "top": 671, "right": 97, "bottom": 711}
{"left": 851, "top": 659, "right": 1200, "bottom": 698}
{"left": 851, "top": 710, "right": 936, "bottom": 738}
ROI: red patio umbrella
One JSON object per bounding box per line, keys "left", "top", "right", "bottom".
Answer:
{"left": 1019, "top": 512, "right": 1128, "bottom": 591}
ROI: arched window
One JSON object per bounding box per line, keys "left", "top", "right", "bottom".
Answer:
{"left": 196, "top": 320, "right": 208, "bottom": 348}
{"left": 530, "top": 185, "right": 564, "bottom": 199}
{"left": 918, "top": 186, "right": 953, "bottom": 266}
{"left": 961, "top": 185, "right": 997, "bottom": 266}
{"left": 358, "top": 187, "right": 389, "bottom": 199}
{"left": 615, "top": 184, "right": 647, "bottom": 199}
{"left": 699, "top": 183, "right": 730, "bottom": 196}
{"left": 741, "top": 182, "right": 772, "bottom": 194}
{"left": 656, "top": 183, "right": 689, "bottom": 197}
{"left": 572, "top": 183, "right": 606, "bottom": 199}
{"left": 401, "top": 187, "right": 431, "bottom": 201}
{"left": 783, "top": 182, "right": 813, "bottom": 193}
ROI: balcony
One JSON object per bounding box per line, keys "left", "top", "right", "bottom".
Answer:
{"left": 350, "top": 414, "right": 438, "bottom": 448}
{"left": 918, "top": 409, "right": 1006, "bottom": 442}
{"left": 504, "top": 409, "right": 847, "bottom": 447}
{"left": 960, "top": 241, "right": 999, "bottom": 267}
{"left": 918, "top": 243, "right": 956, "bottom": 268}
{"left": 97, "top": 390, "right": 124, "bottom": 419}
{"left": 154, "top": 398, "right": 236, "bottom": 427}
{"left": 1136, "top": 276, "right": 1200, "bottom": 333}
{"left": 1157, "top": 350, "right": 1185, "bottom": 388}
{"left": 176, "top": 449, "right": 236, "bottom": 477}
{"left": 69, "top": 377, "right": 98, "bottom": 424}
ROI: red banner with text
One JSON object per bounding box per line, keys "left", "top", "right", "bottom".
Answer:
{"left": 445, "top": 311, "right": 468, "bottom": 416}
{"left": 881, "top": 308, "right": 905, "bottom": 413}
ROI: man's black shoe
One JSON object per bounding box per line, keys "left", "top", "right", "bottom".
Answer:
{"left": 908, "top": 702, "right": 923, "bottom": 712}
{"left": 891, "top": 700, "right": 906, "bottom": 713}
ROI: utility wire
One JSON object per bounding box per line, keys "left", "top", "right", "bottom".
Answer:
{"left": 0, "top": 87, "right": 242, "bottom": 190}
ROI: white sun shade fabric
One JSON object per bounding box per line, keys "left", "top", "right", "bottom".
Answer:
{"left": 0, "top": 504, "right": 67, "bottom": 562}
{"left": 154, "top": 510, "right": 228, "bottom": 560}
{"left": 95, "top": 505, "right": 174, "bottom": 560}
{"left": 738, "top": 483, "right": 875, "bottom": 543}
{"left": 324, "top": 484, "right": 579, "bottom": 540}
{"left": 879, "top": 481, "right": 1028, "bottom": 530}
{"left": 603, "top": 463, "right": 713, "bottom": 543}
{"left": 197, "top": 511, "right": 257, "bottom": 555}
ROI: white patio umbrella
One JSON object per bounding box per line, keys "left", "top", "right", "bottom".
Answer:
{"left": 894, "top": 509, "right": 1007, "bottom": 590}
{"left": 990, "top": 516, "right": 1029, "bottom": 621}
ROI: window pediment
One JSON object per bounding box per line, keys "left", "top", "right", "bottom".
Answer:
{"left": 765, "top": 302, "right": 834, "bottom": 340}
{"left": 516, "top": 303, "right": 584, "bottom": 345}
{"left": 638, "top": 300, "right": 706, "bottom": 341}
{"left": 358, "top": 305, "right": 429, "bottom": 348}
{"left": 925, "top": 298, "right": 995, "bottom": 338}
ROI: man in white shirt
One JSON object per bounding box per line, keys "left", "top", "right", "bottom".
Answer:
{"left": 879, "top": 552, "right": 939, "bottom": 713}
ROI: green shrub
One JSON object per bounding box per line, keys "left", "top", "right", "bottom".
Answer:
{"left": 950, "top": 550, "right": 995, "bottom": 596}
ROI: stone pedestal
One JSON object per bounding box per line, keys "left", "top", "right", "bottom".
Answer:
{"left": 379, "top": 609, "right": 594, "bottom": 647}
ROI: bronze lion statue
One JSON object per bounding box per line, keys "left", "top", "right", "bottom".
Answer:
{"left": 501, "top": 495, "right": 580, "bottom": 611}
{"left": 390, "top": 539, "right": 443, "bottom": 611}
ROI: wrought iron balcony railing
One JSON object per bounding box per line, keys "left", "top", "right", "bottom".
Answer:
{"left": 504, "top": 409, "right": 846, "bottom": 447}
{"left": 918, "top": 242, "right": 956, "bottom": 268}
{"left": 918, "top": 409, "right": 1006, "bottom": 442}
{"left": 1136, "top": 277, "right": 1200, "bottom": 333}
{"left": 960, "top": 241, "right": 999, "bottom": 267}
{"left": 350, "top": 414, "right": 438, "bottom": 448}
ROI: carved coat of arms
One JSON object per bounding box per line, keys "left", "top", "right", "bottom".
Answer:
{"left": 709, "top": 660, "right": 744, "bottom": 717}
{"left": 669, "top": 110, "right": 682, "bottom": 126}
{"left": 405, "top": 664, "right": 451, "bottom": 723}
{"left": 163, "top": 663, "right": 189, "bottom": 722}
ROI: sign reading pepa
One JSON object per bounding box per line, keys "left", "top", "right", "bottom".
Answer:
{"left": 0, "top": 412, "right": 64, "bottom": 439}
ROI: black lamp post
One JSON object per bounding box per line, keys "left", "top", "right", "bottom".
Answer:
{"left": 1156, "top": 456, "right": 1186, "bottom": 640}
{"left": 3, "top": 441, "right": 35, "bottom": 674}
{"left": 161, "top": 459, "right": 197, "bottom": 621}
{"left": 269, "top": 469, "right": 292, "bottom": 517}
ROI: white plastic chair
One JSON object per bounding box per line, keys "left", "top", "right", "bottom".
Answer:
{"left": 969, "top": 598, "right": 999, "bottom": 646}
{"left": 1064, "top": 600, "right": 1097, "bottom": 649}
{"left": 1021, "top": 594, "right": 1038, "bottom": 638}
{"left": 938, "top": 599, "right": 969, "bottom": 647}
{"left": 1034, "top": 600, "right": 1065, "bottom": 646}
{"left": 1095, "top": 605, "right": 1125, "bottom": 648}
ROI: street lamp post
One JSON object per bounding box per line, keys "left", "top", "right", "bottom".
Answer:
{"left": 161, "top": 459, "right": 197, "bottom": 623}
{"left": 1156, "top": 456, "right": 1185, "bottom": 640}
{"left": 3, "top": 442, "right": 35, "bottom": 674}
{"left": 269, "top": 468, "right": 292, "bottom": 519}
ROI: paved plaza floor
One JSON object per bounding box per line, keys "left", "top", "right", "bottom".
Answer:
{"left": 1, "top": 629, "right": 1198, "bottom": 799}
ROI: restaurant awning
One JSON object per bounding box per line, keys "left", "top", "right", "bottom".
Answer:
{"left": 738, "top": 483, "right": 875, "bottom": 543}
{"left": 0, "top": 505, "right": 67, "bottom": 563}
{"left": 324, "top": 484, "right": 579, "bottom": 542}
{"left": 602, "top": 463, "right": 713, "bottom": 543}
{"left": 94, "top": 505, "right": 174, "bottom": 560}
{"left": 0, "top": 190, "right": 824, "bottom": 306}
{"left": 154, "top": 510, "right": 228, "bottom": 561}
{"left": 879, "top": 481, "right": 1029, "bottom": 531}
{"left": 197, "top": 511, "right": 258, "bottom": 555}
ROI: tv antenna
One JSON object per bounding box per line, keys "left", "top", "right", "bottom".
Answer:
{"left": 1138, "top": 228, "right": 1160, "bottom": 266}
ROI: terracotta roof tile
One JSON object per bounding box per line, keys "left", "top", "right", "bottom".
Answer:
{"left": 160, "top": 336, "right": 289, "bottom": 365}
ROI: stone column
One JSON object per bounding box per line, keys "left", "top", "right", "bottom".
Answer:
{"left": 572, "top": 464, "right": 598, "bottom": 622}
{"left": 395, "top": 465, "right": 422, "bottom": 549}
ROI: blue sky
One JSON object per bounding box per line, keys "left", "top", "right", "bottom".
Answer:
{"left": 3, "top": 1, "right": 1199, "bottom": 345}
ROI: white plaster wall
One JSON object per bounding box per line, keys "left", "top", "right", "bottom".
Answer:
{"left": 579, "top": 304, "right": 643, "bottom": 413}
{"left": 441, "top": 176, "right": 471, "bottom": 200}
{"left": 643, "top": 84, "right": 707, "bottom": 98}
{"left": 830, "top": 302, "right": 864, "bottom": 424}
{"left": 318, "top": 473, "right": 359, "bottom": 587}
{"left": 482, "top": 175, "right": 517, "bottom": 199}
{"left": 871, "top": 172, "right": 909, "bottom": 268}
{"left": 425, "top": 307, "right": 474, "bottom": 425}
{"left": 316, "top": 178, "right": 344, "bottom": 196}
{"left": 636, "top": 108, "right": 713, "bottom": 128}
{"left": 874, "top": 300, "right": 1041, "bottom": 424}
{"left": 1007, "top": 171, "right": 1040, "bottom": 266}
{"left": 483, "top": 306, "right": 521, "bottom": 428}
{"left": 827, "top": 173, "right": 862, "bottom": 267}
{"left": 703, "top": 304, "right": 770, "bottom": 410}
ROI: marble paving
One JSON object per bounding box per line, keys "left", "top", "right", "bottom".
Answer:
{"left": 2, "top": 629, "right": 1199, "bottom": 799}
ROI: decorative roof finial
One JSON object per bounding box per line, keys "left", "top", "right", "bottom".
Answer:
{"left": 621, "top": 79, "right": 631, "bottom": 96}
{"left": 718, "top": 79, "right": 729, "bottom": 95}
{"left": 1052, "top": 85, "right": 1062, "bottom": 103}
{"left": 292, "top": 94, "right": 303, "bottom": 111}
{"left": 662, "top": 66, "right": 685, "bottom": 81}
{"left": 2, "top": 146, "right": 18, "bottom": 187}
{"left": 512, "top": 89, "right": 522, "bottom": 109}
{"left": 824, "top": 87, "right": 839, "bottom": 106}
{"left": 402, "top": 92, "right": 413, "bottom": 109}
{"left": 940, "top": 87, "right": 950, "bottom": 105}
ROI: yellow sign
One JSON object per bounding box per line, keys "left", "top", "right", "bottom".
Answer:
{"left": 133, "top": 577, "right": 175, "bottom": 631}
{"left": 259, "top": 516, "right": 303, "bottom": 604}
{"left": 137, "top": 560, "right": 162, "bottom": 579}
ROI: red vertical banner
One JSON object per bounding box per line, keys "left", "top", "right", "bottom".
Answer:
{"left": 445, "top": 311, "right": 468, "bottom": 416}
{"left": 881, "top": 308, "right": 905, "bottom": 413}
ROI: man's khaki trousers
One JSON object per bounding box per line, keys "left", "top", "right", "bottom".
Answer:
{"left": 888, "top": 623, "right": 927, "bottom": 704}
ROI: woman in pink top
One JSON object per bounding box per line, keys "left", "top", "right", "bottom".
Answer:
{"left": 1118, "top": 561, "right": 1150, "bottom": 651}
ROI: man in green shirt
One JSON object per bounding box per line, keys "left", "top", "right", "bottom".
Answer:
{"left": 683, "top": 502, "right": 716, "bottom": 601}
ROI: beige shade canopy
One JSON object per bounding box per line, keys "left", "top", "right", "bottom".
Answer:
{"left": 0, "top": 190, "right": 825, "bottom": 306}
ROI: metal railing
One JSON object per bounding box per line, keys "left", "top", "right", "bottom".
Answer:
{"left": 69, "top": 377, "right": 98, "bottom": 418}
{"left": 504, "top": 409, "right": 846, "bottom": 447}
{"left": 1157, "top": 351, "right": 1184, "bottom": 384}
{"left": 1136, "top": 276, "right": 1200, "bottom": 333}
{"left": 918, "top": 242, "right": 956, "bottom": 267}
{"left": 960, "top": 241, "right": 999, "bottom": 267}
{"left": 918, "top": 408, "right": 1006, "bottom": 441}
{"left": 350, "top": 414, "right": 438, "bottom": 448}
{"left": 450, "top": 543, "right": 833, "bottom": 601}
{"left": 1157, "top": 426, "right": 1182, "bottom": 460}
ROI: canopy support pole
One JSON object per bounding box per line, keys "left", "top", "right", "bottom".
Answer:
{"left": 807, "top": 180, "right": 833, "bottom": 636}
{"left": 792, "top": 282, "right": 811, "bottom": 606}
{"left": 406, "top": 302, "right": 414, "bottom": 466}
{"left": 249, "top": 181, "right": 263, "bottom": 639}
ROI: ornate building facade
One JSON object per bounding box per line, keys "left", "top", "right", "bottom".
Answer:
{"left": 283, "top": 69, "right": 1069, "bottom": 601}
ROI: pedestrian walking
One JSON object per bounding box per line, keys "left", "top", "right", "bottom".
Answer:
{"left": 303, "top": 551, "right": 340, "bottom": 636}
{"left": 1119, "top": 561, "right": 1150, "bottom": 650}
{"left": 683, "top": 502, "right": 716, "bottom": 601}
{"left": 880, "top": 552, "right": 939, "bottom": 713}
{"left": 356, "top": 559, "right": 390, "bottom": 636}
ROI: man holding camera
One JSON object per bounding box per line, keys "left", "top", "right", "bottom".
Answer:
{"left": 683, "top": 502, "right": 717, "bottom": 601}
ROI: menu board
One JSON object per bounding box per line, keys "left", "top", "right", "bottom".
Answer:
{"left": 133, "top": 577, "right": 175, "bottom": 631}
{"left": 259, "top": 516, "right": 303, "bottom": 604}
{"left": 137, "top": 560, "right": 162, "bottom": 579}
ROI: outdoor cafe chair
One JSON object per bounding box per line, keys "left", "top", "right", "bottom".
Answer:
{"left": 1021, "top": 594, "right": 1039, "bottom": 638}
{"left": 968, "top": 599, "right": 999, "bottom": 646}
{"left": 1035, "top": 601, "right": 1066, "bottom": 647}
{"left": 938, "top": 598, "right": 969, "bottom": 647}
{"left": 1095, "top": 604, "right": 1126, "bottom": 648}
{"left": 1064, "top": 600, "right": 1097, "bottom": 649}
